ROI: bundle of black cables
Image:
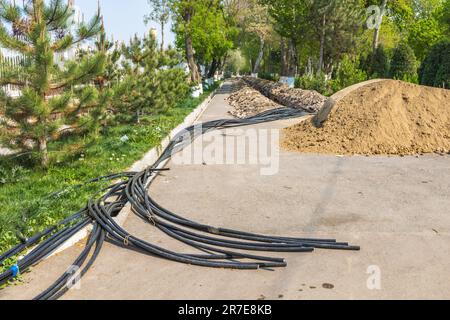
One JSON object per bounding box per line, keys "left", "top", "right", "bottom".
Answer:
{"left": 0, "top": 107, "right": 360, "bottom": 300}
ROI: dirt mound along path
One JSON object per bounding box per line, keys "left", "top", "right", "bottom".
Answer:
{"left": 227, "top": 79, "right": 282, "bottom": 118}
{"left": 243, "top": 77, "right": 326, "bottom": 113}
{"left": 283, "top": 80, "right": 450, "bottom": 156}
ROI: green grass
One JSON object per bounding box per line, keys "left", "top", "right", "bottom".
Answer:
{"left": 0, "top": 84, "right": 219, "bottom": 269}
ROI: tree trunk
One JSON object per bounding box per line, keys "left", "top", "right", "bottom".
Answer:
{"left": 280, "top": 38, "right": 288, "bottom": 76}
{"left": 287, "top": 39, "right": 296, "bottom": 76}
{"left": 208, "top": 58, "right": 218, "bottom": 78}
{"left": 38, "top": 136, "right": 49, "bottom": 168}
{"left": 183, "top": 8, "right": 201, "bottom": 85}
{"left": 373, "top": 0, "right": 387, "bottom": 51}
{"left": 318, "top": 13, "right": 326, "bottom": 73}
{"left": 160, "top": 20, "right": 165, "bottom": 52}
{"left": 185, "top": 35, "right": 201, "bottom": 84}
{"left": 281, "top": 37, "right": 296, "bottom": 77}
{"left": 253, "top": 35, "right": 265, "bottom": 74}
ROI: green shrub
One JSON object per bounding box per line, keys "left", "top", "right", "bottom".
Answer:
{"left": 295, "top": 72, "right": 332, "bottom": 96}
{"left": 258, "top": 72, "right": 280, "bottom": 82}
{"left": 371, "top": 45, "right": 390, "bottom": 78}
{"left": 390, "top": 42, "right": 418, "bottom": 80}
{"left": 419, "top": 40, "right": 450, "bottom": 88}
{"left": 332, "top": 55, "right": 367, "bottom": 90}
{"left": 360, "top": 45, "right": 390, "bottom": 78}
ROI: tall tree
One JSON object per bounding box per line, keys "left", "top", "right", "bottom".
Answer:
{"left": 0, "top": 0, "right": 105, "bottom": 167}
{"left": 262, "top": 0, "right": 309, "bottom": 76}
{"left": 232, "top": 0, "right": 272, "bottom": 74}
{"left": 116, "top": 34, "right": 188, "bottom": 123}
{"left": 308, "top": 0, "right": 365, "bottom": 73}
{"left": 172, "top": 0, "right": 236, "bottom": 82}
{"left": 371, "top": 0, "right": 387, "bottom": 51}
{"left": 170, "top": 0, "right": 202, "bottom": 84}
{"left": 145, "top": 0, "right": 171, "bottom": 51}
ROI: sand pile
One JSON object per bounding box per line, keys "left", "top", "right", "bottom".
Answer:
{"left": 283, "top": 80, "right": 450, "bottom": 156}
{"left": 227, "top": 80, "right": 282, "bottom": 118}
{"left": 243, "top": 77, "right": 326, "bottom": 113}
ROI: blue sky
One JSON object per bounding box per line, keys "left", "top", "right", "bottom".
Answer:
{"left": 76, "top": 0, "right": 175, "bottom": 45}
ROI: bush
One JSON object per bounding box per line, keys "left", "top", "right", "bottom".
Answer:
{"left": 258, "top": 72, "right": 280, "bottom": 82}
{"left": 419, "top": 40, "right": 450, "bottom": 88}
{"left": 331, "top": 55, "right": 367, "bottom": 91}
{"left": 360, "top": 45, "right": 390, "bottom": 78}
{"left": 371, "top": 45, "right": 390, "bottom": 78}
{"left": 295, "top": 72, "right": 332, "bottom": 96}
{"left": 389, "top": 42, "right": 418, "bottom": 80}
{"left": 296, "top": 55, "right": 367, "bottom": 96}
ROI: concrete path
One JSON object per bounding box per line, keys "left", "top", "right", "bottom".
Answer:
{"left": 1, "top": 82, "right": 449, "bottom": 300}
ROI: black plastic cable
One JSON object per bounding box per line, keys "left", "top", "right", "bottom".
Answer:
{"left": 0, "top": 107, "right": 360, "bottom": 300}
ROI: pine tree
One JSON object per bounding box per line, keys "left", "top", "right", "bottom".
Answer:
{"left": 116, "top": 33, "right": 188, "bottom": 123}
{"left": 76, "top": 24, "right": 122, "bottom": 138}
{"left": 0, "top": 0, "right": 105, "bottom": 167}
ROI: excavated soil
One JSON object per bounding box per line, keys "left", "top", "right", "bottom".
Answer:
{"left": 227, "top": 80, "right": 282, "bottom": 118}
{"left": 283, "top": 80, "right": 450, "bottom": 156}
{"left": 243, "top": 77, "right": 326, "bottom": 113}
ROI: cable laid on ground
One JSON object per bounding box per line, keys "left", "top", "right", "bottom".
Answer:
{"left": 0, "top": 107, "right": 360, "bottom": 300}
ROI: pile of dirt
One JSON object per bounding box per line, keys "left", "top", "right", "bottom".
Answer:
{"left": 227, "top": 80, "right": 282, "bottom": 118}
{"left": 282, "top": 80, "right": 450, "bottom": 156}
{"left": 243, "top": 77, "right": 326, "bottom": 113}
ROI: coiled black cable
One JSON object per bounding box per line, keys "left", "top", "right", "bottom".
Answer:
{"left": 0, "top": 107, "right": 360, "bottom": 300}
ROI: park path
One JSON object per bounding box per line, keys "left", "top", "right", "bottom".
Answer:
{"left": 1, "top": 81, "right": 450, "bottom": 300}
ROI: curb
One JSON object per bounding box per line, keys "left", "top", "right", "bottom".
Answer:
{"left": 45, "top": 85, "right": 221, "bottom": 259}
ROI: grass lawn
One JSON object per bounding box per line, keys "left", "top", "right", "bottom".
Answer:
{"left": 0, "top": 84, "right": 219, "bottom": 269}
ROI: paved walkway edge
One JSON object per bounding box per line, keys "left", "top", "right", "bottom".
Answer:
{"left": 40, "top": 85, "right": 221, "bottom": 260}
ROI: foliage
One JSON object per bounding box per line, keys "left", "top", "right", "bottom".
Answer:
{"left": 224, "top": 49, "right": 248, "bottom": 76}
{"left": 407, "top": 17, "right": 444, "bottom": 61}
{"left": 389, "top": 42, "right": 418, "bottom": 80}
{"left": 296, "top": 55, "right": 366, "bottom": 96}
{"left": 145, "top": 0, "right": 171, "bottom": 50}
{"left": 0, "top": 84, "right": 218, "bottom": 271}
{"left": 0, "top": 0, "right": 104, "bottom": 167}
{"left": 115, "top": 34, "right": 189, "bottom": 123}
{"left": 295, "top": 72, "right": 332, "bottom": 96}
{"left": 172, "top": 0, "right": 237, "bottom": 80}
{"left": 307, "top": 0, "right": 366, "bottom": 71}
{"left": 361, "top": 44, "right": 390, "bottom": 78}
{"left": 331, "top": 55, "right": 368, "bottom": 90}
{"left": 419, "top": 40, "right": 450, "bottom": 88}
{"left": 258, "top": 72, "right": 280, "bottom": 82}
{"left": 77, "top": 27, "right": 122, "bottom": 138}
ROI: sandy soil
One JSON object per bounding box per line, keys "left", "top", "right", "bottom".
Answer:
{"left": 283, "top": 80, "right": 450, "bottom": 156}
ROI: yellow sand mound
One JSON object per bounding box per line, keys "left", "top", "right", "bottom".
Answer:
{"left": 283, "top": 80, "right": 450, "bottom": 156}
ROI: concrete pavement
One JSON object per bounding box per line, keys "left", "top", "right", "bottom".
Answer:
{"left": 1, "top": 82, "right": 449, "bottom": 300}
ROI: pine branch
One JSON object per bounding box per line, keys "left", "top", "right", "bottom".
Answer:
{"left": 0, "top": 77, "right": 26, "bottom": 86}
{"left": 0, "top": 0, "right": 20, "bottom": 23}
{"left": 45, "top": 0, "right": 71, "bottom": 28}
{"left": 72, "top": 14, "right": 103, "bottom": 45}
{"left": 50, "top": 53, "right": 106, "bottom": 90}
{"left": 0, "top": 25, "right": 33, "bottom": 53}
{"left": 51, "top": 34, "right": 74, "bottom": 52}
